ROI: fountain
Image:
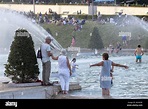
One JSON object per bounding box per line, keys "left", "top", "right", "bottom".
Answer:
{"left": 0, "top": 7, "right": 148, "bottom": 98}
{"left": 0, "top": 7, "right": 63, "bottom": 84}
{"left": 113, "top": 15, "right": 148, "bottom": 37}
{"left": 113, "top": 14, "right": 148, "bottom": 32}
{"left": 0, "top": 8, "right": 63, "bottom": 53}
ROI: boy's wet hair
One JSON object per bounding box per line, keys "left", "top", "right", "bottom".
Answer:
{"left": 102, "top": 53, "right": 109, "bottom": 60}
{"left": 138, "top": 45, "right": 141, "bottom": 48}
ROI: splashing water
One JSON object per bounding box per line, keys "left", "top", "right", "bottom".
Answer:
{"left": 109, "top": 15, "right": 148, "bottom": 39}
{"left": 113, "top": 14, "right": 148, "bottom": 30}
{"left": 0, "top": 8, "right": 63, "bottom": 52}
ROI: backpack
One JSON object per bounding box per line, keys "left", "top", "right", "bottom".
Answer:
{"left": 37, "top": 48, "right": 42, "bottom": 59}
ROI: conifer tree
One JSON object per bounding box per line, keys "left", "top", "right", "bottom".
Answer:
{"left": 88, "top": 27, "right": 104, "bottom": 50}
{"left": 4, "top": 29, "right": 40, "bottom": 83}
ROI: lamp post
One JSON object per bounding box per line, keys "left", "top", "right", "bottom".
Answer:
{"left": 114, "top": 0, "right": 116, "bottom": 5}
{"left": 33, "top": 0, "right": 35, "bottom": 14}
{"left": 92, "top": 0, "right": 94, "bottom": 20}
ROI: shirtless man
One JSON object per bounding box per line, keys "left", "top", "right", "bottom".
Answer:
{"left": 134, "top": 45, "right": 144, "bottom": 63}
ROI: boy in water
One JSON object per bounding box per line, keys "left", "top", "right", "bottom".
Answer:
{"left": 90, "top": 53, "right": 128, "bottom": 97}
{"left": 134, "top": 45, "right": 144, "bottom": 63}
{"left": 71, "top": 58, "right": 78, "bottom": 77}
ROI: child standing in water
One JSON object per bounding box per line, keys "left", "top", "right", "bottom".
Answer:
{"left": 134, "top": 45, "right": 144, "bottom": 63}
{"left": 90, "top": 53, "right": 128, "bottom": 97}
{"left": 70, "top": 58, "right": 79, "bottom": 82}
{"left": 71, "top": 58, "right": 78, "bottom": 77}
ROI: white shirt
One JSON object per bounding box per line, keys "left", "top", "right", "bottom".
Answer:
{"left": 71, "top": 62, "right": 77, "bottom": 73}
{"left": 58, "top": 55, "right": 70, "bottom": 76}
{"left": 41, "top": 43, "right": 51, "bottom": 63}
{"left": 58, "top": 55, "right": 69, "bottom": 70}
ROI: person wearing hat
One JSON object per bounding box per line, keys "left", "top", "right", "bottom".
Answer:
{"left": 51, "top": 49, "right": 72, "bottom": 94}
{"left": 40, "top": 36, "right": 53, "bottom": 86}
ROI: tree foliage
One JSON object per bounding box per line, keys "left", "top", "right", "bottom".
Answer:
{"left": 4, "top": 29, "right": 40, "bottom": 83}
{"left": 88, "top": 27, "right": 104, "bottom": 50}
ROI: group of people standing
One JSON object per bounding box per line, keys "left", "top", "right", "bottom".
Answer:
{"left": 39, "top": 36, "right": 144, "bottom": 97}
{"left": 107, "top": 42, "right": 122, "bottom": 54}
{"left": 40, "top": 36, "right": 78, "bottom": 94}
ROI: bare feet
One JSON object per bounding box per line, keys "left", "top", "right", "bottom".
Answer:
{"left": 64, "top": 91, "right": 68, "bottom": 94}
{"left": 62, "top": 90, "right": 68, "bottom": 94}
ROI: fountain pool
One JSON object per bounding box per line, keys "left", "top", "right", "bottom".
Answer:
{"left": 50, "top": 54, "right": 148, "bottom": 98}
{"left": 0, "top": 7, "right": 148, "bottom": 99}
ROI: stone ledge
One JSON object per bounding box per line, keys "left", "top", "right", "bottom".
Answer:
{"left": 7, "top": 82, "right": 41, "bottom": 87}
{"left": 0, "top": 82, "right": 82, "bottom": 99}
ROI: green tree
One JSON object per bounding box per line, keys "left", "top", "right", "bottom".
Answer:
{"left": 88, "top": 27, "right": 104, "bottom": 50}
{"left": 4, "top": 29, "right": 40, "bottom": 83}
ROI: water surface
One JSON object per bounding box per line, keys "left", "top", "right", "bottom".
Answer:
{"left": 1, "top": 54, "right": 148, "bottom": 98}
